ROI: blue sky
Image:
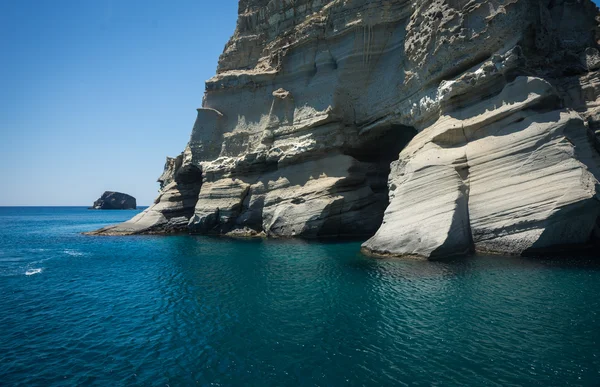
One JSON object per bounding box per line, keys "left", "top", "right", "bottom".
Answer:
{"left": 0, "top": 0, "right": 238, "bottom": 206}
{"left": 1, "top": 1, "right": 599, "bottom": 206}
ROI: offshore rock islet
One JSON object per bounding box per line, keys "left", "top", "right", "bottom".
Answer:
{"left": 89, "top": 191, "right": 137, "bottom": 210}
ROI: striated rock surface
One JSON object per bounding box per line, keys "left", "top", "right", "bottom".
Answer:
{"left": 90, "top": 191, "right": 136, "bottom": 210}
{"left": 90, "top": 0, "right": 600, "bottom": 259}
{"left": 88, "top": 155, "right": 201, "bottom": 234}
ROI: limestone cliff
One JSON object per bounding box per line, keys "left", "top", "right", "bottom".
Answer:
{"left": 90, "top": 0, "right": 600, "bottom": 259}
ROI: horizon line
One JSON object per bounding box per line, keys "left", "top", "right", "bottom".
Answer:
{"left": 0, "top": 205, "right": 151, "bottom": 208}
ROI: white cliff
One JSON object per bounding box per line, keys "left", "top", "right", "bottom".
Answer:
{"left": 90, "top": 0, "right": 600, "bottom": 259}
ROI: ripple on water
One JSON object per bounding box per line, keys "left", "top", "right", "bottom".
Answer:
{"left": 0, "top": 208, "right": 600, "bottom": 386}
{"left": 64, "top": 249, "right": 86, "bottom": 257}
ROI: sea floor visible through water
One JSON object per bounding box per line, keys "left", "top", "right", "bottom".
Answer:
{"left": 0, "top": 206, "right": 599, "bottom": 386}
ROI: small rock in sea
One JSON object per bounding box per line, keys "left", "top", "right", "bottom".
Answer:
{"left": 89, "top": 191, "right": 136, "bottom": 210}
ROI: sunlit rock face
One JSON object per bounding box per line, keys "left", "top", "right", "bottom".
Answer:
{"left": 92, "top": 0, "right": 600, "bottom": 259}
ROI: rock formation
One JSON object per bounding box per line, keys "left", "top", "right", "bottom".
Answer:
{"left": 90, "top": 0, "right": 600, "bottom": 259}
{"left": 90, "top": 191, "right": 137, "bottom": 210}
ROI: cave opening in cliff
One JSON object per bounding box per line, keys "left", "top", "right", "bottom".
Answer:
{"left": 325, "top": 124, "right": 418, "bottom": 238}
{"left": 347, "top": 124, "right": 417, "bottom": 170}
{"left": 347, "top": 124, "right": 417, "bottom": 194}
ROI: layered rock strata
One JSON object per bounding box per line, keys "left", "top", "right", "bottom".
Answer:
{"left": 89, "top": 156, "right": 201, "bottom": 234}
{"left": 90, "top": 0, "right": 600, "bottom": 259}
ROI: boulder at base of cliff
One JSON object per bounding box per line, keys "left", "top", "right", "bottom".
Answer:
{"left": 90, "top": 191, "right": 137, "bottom": 210}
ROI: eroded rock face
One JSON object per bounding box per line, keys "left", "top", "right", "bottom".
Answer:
{"left": 87, "top": 156, "right": 202, "bottom": 235}
{"left": 92, "top": 0, "right": 600, "bottom": 258}
{"left": 363, "top": 76, "right": 600, "bottom": 258}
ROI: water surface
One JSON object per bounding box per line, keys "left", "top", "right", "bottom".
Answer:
{"left": 0, "top": 207, "right": 599, "bottom": 386}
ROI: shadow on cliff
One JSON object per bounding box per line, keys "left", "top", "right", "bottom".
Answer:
{"left": 235, "top": 125, "right": 418, "bottom": 239}
{"left": 521, "top": 198, "right": 600, "bottom": 259}
{"left": 314, "top": 125, "right": 418, "bottom": 239}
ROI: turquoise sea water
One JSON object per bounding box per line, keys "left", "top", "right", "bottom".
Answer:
{"left": 0, "top": 207, "right": 599, "bottom": 386}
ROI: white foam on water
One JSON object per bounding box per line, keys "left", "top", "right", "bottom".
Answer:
{"left": 25, "top": 268, "right": 43, "bottom": 276}
{"left": 64, "top": 249, "right": 85, "bottom": 257}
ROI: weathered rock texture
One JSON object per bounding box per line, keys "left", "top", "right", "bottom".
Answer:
{"left": 90, "top": 191, "right": 136, "bottom": 210}
{"left": 90, "top": 0, "right": 600, "bottom": 259}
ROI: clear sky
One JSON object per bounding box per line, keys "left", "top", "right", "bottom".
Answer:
{"left": 1, "top": 1, "right": 600, "bottom": 206}
{"left": 0, "top": 0, "right": 238, "bottom": 206}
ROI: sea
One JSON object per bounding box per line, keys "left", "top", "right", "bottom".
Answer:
{"left": 0, "top": 206, "right": 599, "bottom": 386}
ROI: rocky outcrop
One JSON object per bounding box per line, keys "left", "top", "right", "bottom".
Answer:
{"left": 363, "top": 75, "right": 600, "bottom": 258}
{"left": 90, "top": 0, "right": 600, "bottom": 258}
{"left": 87, "top": 156, "right": 201, "bottom": 234}
{"left": 90, "top": 191, "right": 136, "bottom": 210}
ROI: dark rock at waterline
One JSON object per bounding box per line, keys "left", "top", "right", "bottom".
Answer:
{"left": 90, "top": 191, "right": 136, "bottom": 210}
